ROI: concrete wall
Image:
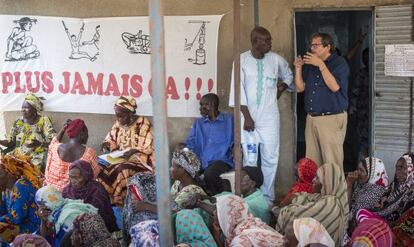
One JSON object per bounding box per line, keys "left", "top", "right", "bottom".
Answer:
{"left": 0, "top": 0, "right": 411, "bottom": 196}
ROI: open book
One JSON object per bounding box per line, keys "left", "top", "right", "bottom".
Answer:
{"left": 98, "top": 149, "right": 130, "bottom": 166}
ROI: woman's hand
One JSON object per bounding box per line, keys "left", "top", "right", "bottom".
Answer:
{"left": 346, "top": 171, "right": 359, "bottom": 185}
{"left": 100, "top": 142, "right": 110, "bottom": 153}
{"left": 37, "top": 206, "right": 51, "bottom": 221}
{"left": 25, "top": 139, "right": 42, "bottom": 149}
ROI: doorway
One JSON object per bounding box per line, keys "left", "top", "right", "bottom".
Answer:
{"left": 294, "top": 10, "right": 373, "bottom": 172}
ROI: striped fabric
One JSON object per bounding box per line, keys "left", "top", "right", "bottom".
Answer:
{"left": 97, "top": 116, "right": 154, "bottom": 207}
{"left": 351, "top": 218, "right": 393, "bottom": 247}
{"left": 276, "top": 163, "right": 349, "bottom": 246}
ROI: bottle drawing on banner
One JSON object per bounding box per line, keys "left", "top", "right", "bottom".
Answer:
{"left": 184, "top": 21, "right": 210, "bottom": 65}
{"left": 62, "top": 21, "right": 100, "bottom": 62}
{"left": 246, "top": 132, "right": 257, "bottom": 165}
{"left": 121, "top": 30, "right": 151, "bottom": 54}
{"left": 5, "top": 17, "right": 40, "bottom": 62}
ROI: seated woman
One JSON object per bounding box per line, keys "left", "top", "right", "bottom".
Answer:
{"left": 194, "top": 166, "right": 270, "bottom": 224}
{"left": 62, "top": 160, "right": 117, "bottom": 232}
{"left": 279, "top": 158, "right": 318, "bottom": 207}
{"left": 35, "top": 185, "right": 98, "bottom": 247}
{"left": 98, "top": 96, "right": 155, "bottom": 207}
{"left": 283, "top": 217, "right": 334, "bottom": 247}
{"left": 392, "top": 206, "right": 414, "bottom": 247}
{"left": 12, "top": 234, "right": 51, "bottom": 247}
{"left": 274, "top": 163, "right": 349, "bottom": 246}
{"left": 210, "top": 194, "right": 284, "bottom": 247}
{"left": 0, "top": 155, "right": 42, "bottom": 242}
{"left": 44, "top": 119, "right": 101, "bottom": 191}
{"left": 0, "top": 94, "right": 55, "bottom": 170}
{"left": 347, "top": 157, "right": 388, "bottom": 220}
{"left": 372, "top": 153, "right": 414, "bottom": 226}
{"left": 175, "top": 210, "right": 217, "bottom": 247}
{"left": 71, "top": 213, "right": 120, "bottom": 247}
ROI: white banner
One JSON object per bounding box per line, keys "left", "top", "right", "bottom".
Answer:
{"left": 0, "top": 15, "right": 222, "bottom": 117}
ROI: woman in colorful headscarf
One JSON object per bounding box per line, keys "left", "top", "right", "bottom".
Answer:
{"left": 71, "top": 213, "right": 120, "bottom": 247}
{"left": 347, "top": 157, "right": 388, "bottom": 220}
{"left": 348, "top": 209, "right": 393, "bottom": 247}
{"left": 44, "top": 119, "right": 101, "bottom": 191}
{"left": 35, "top": 185, "right": 98, "bottom": 247}
{"left": 62, "top": 160, "right": 117, "bottom": 232}
{"left": 213, "top": 194, "right": 284, "bottom": 247}
{"left": 280, "top": 158, "right": 318, "bottom": 206}
{"left": 283, "top": 217, "right": 334, "bottom": 247}
{"left": 0, "top": 154, "right": 42, "bottom": 242}
{"left": 128, "top": 148, "right": 206, "bottom": 212}
{"left": 98, "top": 96, "right": 154, "bottom": 207}
{"left": 372, "top": 153, "right": 414, "bottom": 226}
{"left": 129, "top": 220, "right": 160, "bottom": 247}
{"left": 275, "top": 163, "right": 349, "bottom": 246}
{"left": 12, "top": 234, "right": 51, "bottom": 247}
{"left": 0, "top": 94, "right": 56, "bottom": 169}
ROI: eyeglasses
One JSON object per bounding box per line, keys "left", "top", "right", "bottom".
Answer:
{"left": 309, "top": 43, "right": 323, "bottom": 49}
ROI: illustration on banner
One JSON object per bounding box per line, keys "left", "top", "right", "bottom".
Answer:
{"left": 5, "top": 17, "right": 40, "bottom": 61}
{"left": 184, "top": 20, "right": 209, "bottom": 65}
{"left": 121, "top": 30, "right": 151, "bottom": 54}
{"left": 62, "top": 21, "right": 100, "bottom": 62}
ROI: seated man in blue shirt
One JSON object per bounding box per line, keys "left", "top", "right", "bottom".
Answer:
{"left": 185, "top": 93, "right": 234, "bottom": 195}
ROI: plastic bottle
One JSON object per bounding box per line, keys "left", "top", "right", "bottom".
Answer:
{"left": 246, "top": 132, "right": 257, "bottom": 164}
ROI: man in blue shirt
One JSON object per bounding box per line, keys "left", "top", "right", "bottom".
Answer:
{"left": 294, "top": 32, "right": 350, "bottom": 167}
{"left": 186, "top": 93, "right": 234, "bottom": 195}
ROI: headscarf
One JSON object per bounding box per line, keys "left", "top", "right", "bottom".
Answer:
{"left": 175, "top": 210, "right": 217, "bottom": 247}
{"left": 276, "top": 163, "right": 349, "bottom": 246}
{"left": 281, "top": 158, "right": 318, "bottom": 204}
{"left": 242, "top": 166, "right": 263, "bottom": 188}
{"left": 400, "top": 154, "right": 414, "bottom": 190}
{"left": 73, "top": 213, "right": 120, "bottom": 247}
{"left": 63, "top": 160, "right": 118, "bottom": 232}
{"left": 24, "top": 93, "right": 45, "bottom": 113}
{"left": 12, "top": 234, "right": 51, "bottom": 247}
{"left": 1, "top": 154, "right": 43, "bottom": 189}
{"left": 66, "top": 119, "right": 87, "bottom": 138}
{"left": 171, "top": 148, "right": 200, "bottom": 178}
{"left": 350, "top": 209, "right": 393, "bottom": 247}
{"left": 35, "top": 185, "right": 98, "bottom": 233}
{"left": 364, "top": 157, "right": 389, "bottom": 187}
{"left": 115, "top": 96, "right": 137, "bottom": 113}
{"left": 217, "top": 194, "right": 284, "bottom": 246}
{"left": 293, "top": 217, "right": 334, "bottom": 247}
{"left": 129, "top": 220, "right": 160, "bottom": 247}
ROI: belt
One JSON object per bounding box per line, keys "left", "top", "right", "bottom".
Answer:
{"left": 308, "top": 111, "right": 345, "bottom": 117}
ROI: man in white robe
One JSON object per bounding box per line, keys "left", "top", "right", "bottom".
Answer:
{"left": 229, "top": 26, "right": 293, "bottom": 203}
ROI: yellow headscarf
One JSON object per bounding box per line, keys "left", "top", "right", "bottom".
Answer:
{"left": 115, "top": 96, "right": 137, "bottom": 113}
{"left": 24, "top": 93, "right": 45, "bottom": 113}
{"left": 1, "top": 154, "right": 43, "bottom": 189}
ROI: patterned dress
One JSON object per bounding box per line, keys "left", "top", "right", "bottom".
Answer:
{"left": 6, "top": 116, "right": 56, "bottom": 168}
{"left": 0, "top": 178, "right": 40, "bottom": 242}
{"left": 97, "top": 116, "right": 154, "bottom": 207}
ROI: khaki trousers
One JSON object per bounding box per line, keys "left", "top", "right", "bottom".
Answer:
{"left": 305, "top": 112, "right": 347, "bottom": 167}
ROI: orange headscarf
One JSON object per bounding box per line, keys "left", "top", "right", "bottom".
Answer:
{"left": 1, "top": 154, "right": 43, "bottom": 189}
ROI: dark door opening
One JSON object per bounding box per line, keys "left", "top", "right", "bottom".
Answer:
{"left": 294, "top": 10, "right": 373, "bottom": 172}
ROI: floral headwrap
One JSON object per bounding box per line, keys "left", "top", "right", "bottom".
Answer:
{"left": 401, "top": 154, "right": 414, "bottom": 190}
{"left": 115, "top": 96, "right": 137, "bottom": 113}
{"left": 1, "top": 154, "right": 43, "bottom": 189}
{"left": 365, "top": 157, "right": 389, "bottom": 187}
{"left": 171, "top": 148, "right": 200, "bottom": 178}
{"left": 24, "top": 93, "right": 45, "bottom": 113}
{"left": 129, "top": 220, "right": 160, "bottom": 247}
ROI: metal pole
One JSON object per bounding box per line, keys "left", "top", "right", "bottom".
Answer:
{"left": 409, "top": 77, "right": 413, "bottom": 153}
{"left": 254, "top": 0, "right": 259, "bottom": 27}
{"left": 233, "top": 0, "right": 242, "bottom": 196}
{"left": 149, "top": 0, "right": 173, "bottom": 245}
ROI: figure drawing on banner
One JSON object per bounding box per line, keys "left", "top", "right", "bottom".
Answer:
{"left": 62, "top": 21, "right": 100, "bottom": 62}
{"left": 121, "top": 30, "right": 151, "bottom": 54}
{"left": 5, "top": 17, "right": 40, "bottom": 61}
{"left": 184, "top": 20, "right": 209, "bottom": 65}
